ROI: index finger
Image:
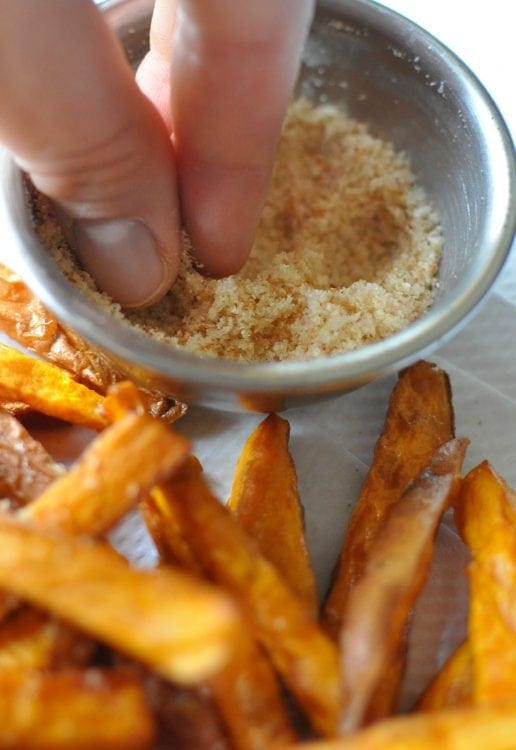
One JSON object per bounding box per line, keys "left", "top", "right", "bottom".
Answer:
{"left": 171, "top": 0, "right": 315, "bottom": 276}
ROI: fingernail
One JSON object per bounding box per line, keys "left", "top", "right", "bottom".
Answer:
{"left": 73, "top": 218, "right": 168, "bottom": 308}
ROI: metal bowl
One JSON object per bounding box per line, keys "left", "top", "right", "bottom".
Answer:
{"left": 0, "top": 0, "right": 514, "bottom": 411}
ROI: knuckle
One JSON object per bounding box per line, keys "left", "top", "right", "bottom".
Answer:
{"left": 28, "top": 121, "right": 152, "bottom": 209}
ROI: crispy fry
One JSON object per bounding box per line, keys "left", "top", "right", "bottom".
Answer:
{"left": 0, "top": 263, "right": 61, "bottom": 352}
{"left": 20, "top": 413, "right": 189, "bottom": 535}
{"left": 210, "top": 636, "right": 298, "bottom": 750}
{"left": 284, "top": 705, "right": 516, "bottom": 749}
{"left": 323, "top": 361, "right": 455, "bottom": 639}
{"left": 228, "top": 414, "right": 318, "bottom": 615}
{"left": 0, "top": 668, "right": 155, "bottom": 749}
{"left": 0, "top": 399, "right": 33, "bottom": 417}
{"left": 340, "top": 438, "right": 468, "bottom": 731}
{"left": 455, "top": 462, "right": 516, "bottom": 705}
{"left": 102, "top": 380, "right": 147, "bottom": 422}
{"left": 142, "top": 492, "right": 206, "bottom": 578}
{"left": 0, "top": 607, "right": 91, "bottom": 671}
{"left": 0, "top": 344, "right": 106, "bottom": 430}
{"left": 0, "top": 409, "right": 63, "bottom": 505}
{"left": 0, "top": 516, "right": 240, "bottom": 684}
{"left": 144, "top": 491, "right": 298, "bottom": 749}
{"left": 0, "top": 263, "right": 186, "bottom": 422}
{"left": 158, "top": 458, "right": 341, "bottom": 737}
{"left": 418, "top": 642, "right": 473, "bottom": 711}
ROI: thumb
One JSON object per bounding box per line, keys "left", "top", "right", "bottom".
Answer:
{"left": 0, "top": 0, "right": 180, "bottom": 308}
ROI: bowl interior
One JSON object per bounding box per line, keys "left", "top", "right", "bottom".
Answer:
{"left": 296, "top": 2, "right": 514, "bottom": 307}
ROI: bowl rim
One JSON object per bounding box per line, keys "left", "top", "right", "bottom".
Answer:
{"left": 1, "top": 0, "right": 515, "bottom": 395}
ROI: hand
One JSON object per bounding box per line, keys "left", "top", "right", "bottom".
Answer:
{"left": 0, "top": 0, "right": 314, "bottom": 308}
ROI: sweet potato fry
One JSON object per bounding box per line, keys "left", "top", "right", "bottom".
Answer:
{"left": 0, "top": 344, "right": 106, "bottom": 430}
{"left": 228, "top": 414, "right": 318, "bottom": 615}
{"left": 0, "top": 263, "right": 185, "bottom": 422}
{"left": 210, "top": 636, "right": 298, "bottom": 750}
{"left": 284, "top": 705, "right": 516, "bottom": 750}
{"left": 20, "top": 412, "right": 189, "bottom": 535}
{"left": 0, "top": 516, "right": 240, "bottom": 684}
{"left": 0, "top": 262, "right": 61, "bottom": 351}
{"left": 102, "top": 380, "right": 147, "bottom": 422}
{"left": 418, "top": 641, "right": 473, "bottom": 711}
{"left": 340, "top": 438, "right": 468, "bottom": 731}
{"left": 0, "top": 668, "right": 155, "bottom": 749}
{"left": 0, "top": 399, "right": 33, "bottom": 417}
{"left": 0, "top": 409, "right": 63, "bottom": 505}
{"left": 0, "top": 607, "right": 91, "bottom": 671}
{"left": 323, "top": 361, "right": 454, "bottom": 639}
{"left": 157, "top": 458, "right": 341, "bottom": 737}
{"left": 455, "top": 462, "right": 516, "bottom": 705}
{"left": 144, "top": 491, "right": 298, "bottom": 749}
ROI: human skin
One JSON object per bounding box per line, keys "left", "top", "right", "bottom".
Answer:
{"left": 0, "top": 0, "right": 314, "bottom": 308}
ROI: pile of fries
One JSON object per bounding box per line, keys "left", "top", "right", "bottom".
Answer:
{"left": 0, "top": 268, "right": 515, "bottom": 749}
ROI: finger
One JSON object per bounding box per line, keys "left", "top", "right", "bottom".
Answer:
{"left": 136, "top": 0, "right": 177, "bottom": 130}
{"left": 171, "top": 0, "right": 315, "bottom": 277}
{"left": 0, "top": 0, "right": 180, "bottom": 308}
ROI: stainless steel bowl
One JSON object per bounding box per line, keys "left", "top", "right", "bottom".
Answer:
{"left": 0, "top": 0, "right": 514, "bottom": 411}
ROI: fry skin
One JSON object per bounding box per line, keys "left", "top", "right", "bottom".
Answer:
{"left": 323, "top": 361, "right": 454, "bottom": 639}
{"left": 144, "top": 491, "right": 298, "bottom": 749}
{"left": 0, "top": 668, "right": 155, "bottom": 749}
{"left": 284, "top": 704, "right": 516, "bottom": 750}
{"left": 0, "top": 344, "right": 106, "bottom": 430}
{"left": 158, "top": 458, "right": 341, "bottom": 737}
{"left": 20, "top": 412, "right": 190, "bottom": 535}
{"left": 0, "top": 516, "right": 240, "bottom": 684}
{"left": 455, "top": 462, "right": 516, "bottom": 705}
{"left": 228, "top": 414, "right": 318, "bottom": 615}
{"left": 0, "top": 263, "right": 185, "bottom": 422}
{"left": 418, "top": 641, "right": 473, "bottom": 711}
{"left": 0, "top": 409, "right": 63, "bottom": 505}
{"left": 340, "top": 438, "right": 468, "bottom": 731}
{"left": 0, "top": 607, "right": 91, "bottom": 671}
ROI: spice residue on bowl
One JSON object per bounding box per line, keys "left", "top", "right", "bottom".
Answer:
{"left": 35, "top": 99, "right": 443, "bottom": 363}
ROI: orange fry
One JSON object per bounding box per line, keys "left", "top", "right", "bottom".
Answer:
{"left": 0, "top": 607, "right": 91, "bottom": 671}
{"left": 102, "top": 380, "right": 147, "bottom": 422}
{"left": 144, "top": 492, "right": 298, "bottom": 749}
{"left": 0, "top": 668, "right": 154, "bottom": 749}
{"left": 158, "top": 458, "right": 341, "bottom": 737}
{"left": 418, "top": 641, "right": 473, "bottom": 711}
{"left": 323, "top": 361, "right": 454, "bottom": 638}
{"left": 210, "top": 636, "right": 298, "bottom": 750}
{"left": 228, "top": 414, "right": 318, "bottom": 615}
{"left": 340, "top": 438, "right": 468, "bottom": 731}
{"left": 0, "top": 263, "right": 185, "bottom": 422}
{"left": 284, "top": 704, "right": 516, "bottom": 750}
{"left": 0, "top": 344, "right": 106, "bottom": 430}
{"left": 455, "top": 462, "right": 516, "bottom": 705}
{"left": 0, "top": 409, "right": 62, "bottom": 505}
{"left": 20, "top": 412, "right": 190, "bottom": 535}
{"left": 0, "top": 516, "right": 240, "bottom": 684}
{"left": 0, "top": 399, "right": 33, "bottom": 417}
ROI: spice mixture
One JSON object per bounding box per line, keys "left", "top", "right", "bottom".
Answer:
{"left": 35, "top": 99, "right": 443, "bottom": 363}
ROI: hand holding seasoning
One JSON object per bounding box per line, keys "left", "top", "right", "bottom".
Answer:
{"left": 0, "top": 0, "right": 314, "bottom": 307}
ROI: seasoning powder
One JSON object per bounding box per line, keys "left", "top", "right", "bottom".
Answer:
{"left": 36, "top": 99, "right": 443, "bottom": 363}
